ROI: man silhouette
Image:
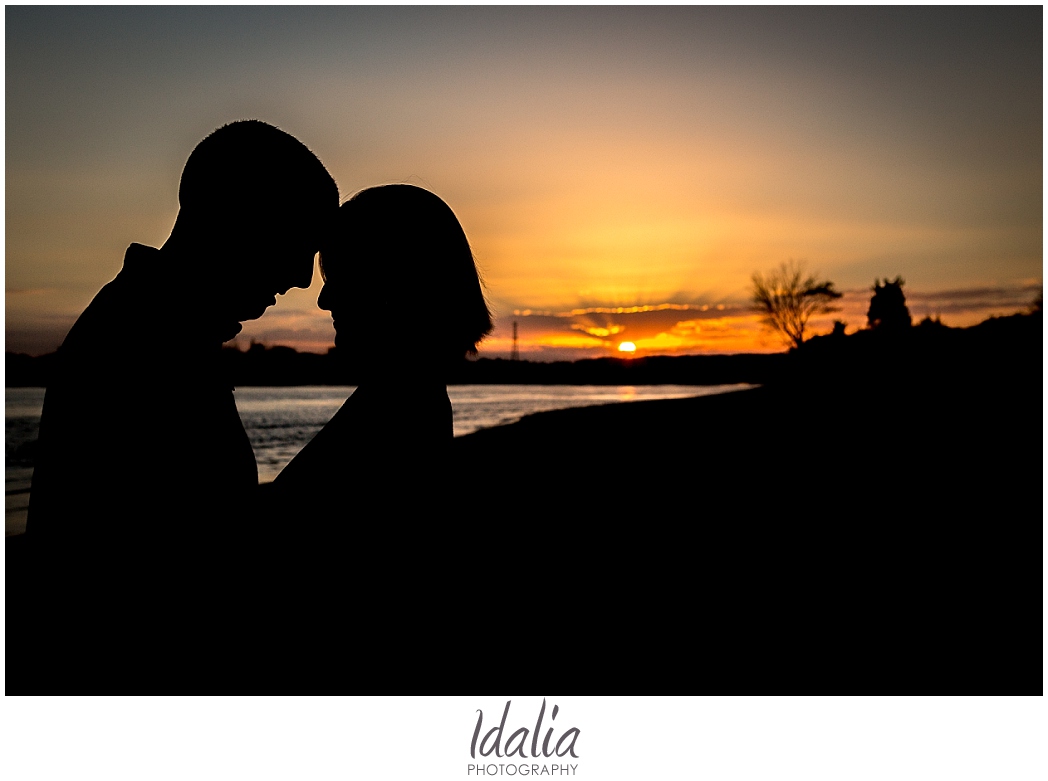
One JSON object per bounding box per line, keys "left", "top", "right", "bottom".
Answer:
{"left": 27, "top": 120, "right": 338, "bottom": 565}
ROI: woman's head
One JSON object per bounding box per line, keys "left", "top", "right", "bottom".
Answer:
{"left": 319, "top": 184, "right": 493, "bottom": 372}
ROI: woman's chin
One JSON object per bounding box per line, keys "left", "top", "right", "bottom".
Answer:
{"left": 332, "top": 332, "right": 353, "bottom": 354}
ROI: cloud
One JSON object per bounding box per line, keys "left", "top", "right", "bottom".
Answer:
{"left": 832, "top": 283, "right": 1040, "bottom": 326}
{"left": 571, "top": 324, "right": 626, "bottom": 338}
{"left": 485, "top": 302, "right": 775, "bottom": 358}
{"left": 482, "top": 280, "right": 1041, "bottom": 360}
{"left": 906, "top": 285, "right": 1041, "bottom": 313}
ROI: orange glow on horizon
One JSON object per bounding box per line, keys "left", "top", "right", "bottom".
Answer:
{"left": 223, "top": 281, "right": 1041, "bottom": 365}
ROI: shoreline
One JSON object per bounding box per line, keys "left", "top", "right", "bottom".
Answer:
{"left": 6, "top": 383, "right": 754, "bottom": 536}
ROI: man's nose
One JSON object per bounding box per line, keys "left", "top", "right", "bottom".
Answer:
{"left": 318, "top": 283, "right": 331, "bottom": 311}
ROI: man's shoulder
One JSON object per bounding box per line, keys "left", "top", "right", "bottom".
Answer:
{"left": 62, "top": 245, "right": 162, "bottom": 339}
{"left": 52, "top": 245, "right": 178, "bottom": 378}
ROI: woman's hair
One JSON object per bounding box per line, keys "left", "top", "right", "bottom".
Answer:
{"left": 321, "top": 184, "right": 494, "bottom": 362}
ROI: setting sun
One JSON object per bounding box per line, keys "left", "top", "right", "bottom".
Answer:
{"left": 618, "top": 342, "right": 637, "bottom": 353}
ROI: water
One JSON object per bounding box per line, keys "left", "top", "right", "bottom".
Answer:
{"left": 5, "top": 383, "right": 754, "bottom": 533}
{"left": 5, "top": 389, "right": 44, "bottom": 526}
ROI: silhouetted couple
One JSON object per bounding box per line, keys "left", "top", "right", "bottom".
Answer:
{"left": 18, "top": 121, "right": 492, "bottom": 672}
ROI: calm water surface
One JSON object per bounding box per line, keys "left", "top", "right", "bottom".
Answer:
{"left": 5, "top": 383, "right": 753, "bottom": 532}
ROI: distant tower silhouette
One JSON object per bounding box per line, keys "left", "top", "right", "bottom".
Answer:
{"left": 511, "top": 321, "right": 520, "bottom": 361}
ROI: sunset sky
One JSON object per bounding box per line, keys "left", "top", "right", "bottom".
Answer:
{"left": 5, "top": 6, "right": 1042, "bottom": 360}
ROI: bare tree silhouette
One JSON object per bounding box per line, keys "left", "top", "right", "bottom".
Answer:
{"left": 751, "top": 260, "right": 842, "bottom": 349}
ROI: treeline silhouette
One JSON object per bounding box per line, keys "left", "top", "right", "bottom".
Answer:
{"left": 6, "top": 342, "right": 787, "bottom": 388}
{"left": 791, "top": 308, "right": 1041, "bottom": 392}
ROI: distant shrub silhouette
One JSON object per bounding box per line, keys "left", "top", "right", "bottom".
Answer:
{"left": 867, "top": 277, "right": 912, "bottom": 331}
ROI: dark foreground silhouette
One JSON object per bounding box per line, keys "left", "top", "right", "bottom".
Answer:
{"left": 6, "top": 311, "right": 1040, "bottom": 691}
{"left": 452, "top": 311, "right": 1041, "bottom": 691}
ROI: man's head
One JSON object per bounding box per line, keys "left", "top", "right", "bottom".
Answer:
{"left": 168, "top": 120, "right": 339, "bottom": 331}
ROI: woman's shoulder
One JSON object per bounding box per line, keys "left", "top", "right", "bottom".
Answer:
{"left": 319, "top": 382, "right": 451, "bottom": 437}
{"left": 268, "top": 382, "right": 454, "bottom": 514}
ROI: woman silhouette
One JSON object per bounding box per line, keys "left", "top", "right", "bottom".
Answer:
{"left": 271, "top": 185, "right": 493, "bottom": 517}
